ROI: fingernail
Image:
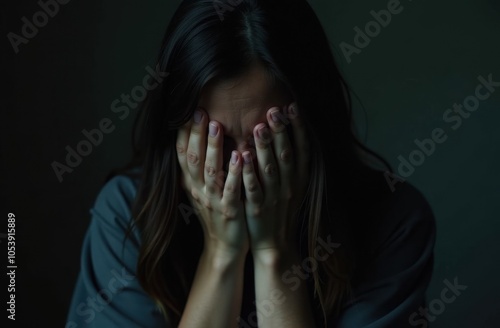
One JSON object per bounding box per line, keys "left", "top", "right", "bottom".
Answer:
{"left": 209, "top": 122, "right": 218, "bottom": 137}
{"left": 242, "top": 151, "right": 252, "bottom": 164}
{"left": 231, "top": 151, "right": 238, "bottom": 165}
{"left": 270, "top": 108, "right": 281, "bottom": 123}
{"left": 258, "top": 126, "right": 270, "bottom": 140}
{"left": 194, "top": 110, "right": 203, "bottom": 123}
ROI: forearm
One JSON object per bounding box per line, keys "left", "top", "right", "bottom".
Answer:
{"left": 253, "top": 251, "right": 317, "bottom": 328}
{"left": 179, "top": 248, "right": 246, "bottom": 328}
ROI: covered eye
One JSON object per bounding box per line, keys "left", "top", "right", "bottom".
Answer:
{"left": 223, "top": 135, "right": 236, "bottom": 147}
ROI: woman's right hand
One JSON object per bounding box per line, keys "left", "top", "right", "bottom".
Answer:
{"left": 176, "top": 108, "right": 249, "bottom": 260}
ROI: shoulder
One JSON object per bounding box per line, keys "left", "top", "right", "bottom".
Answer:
{"left": 91, "top": 170, "right": 141, "bottom": 227}
{"left": 349, "top": 168, "right": 436, "bottom": 256}
{"left": 332, "top": 171, "right": 437, "bottom": 327}
{"left": 94, "top": 174, "right": 139, "bottom": 211}
{"left": 376, "top": 177, "right": 436, "bottom": 253}
{"left": 87, "top": 169, "right": 143, "bottom": 247}
{"left": 67, "top": 167, "right": 169, "bottom": 326}
{"left": 386, "top": 175, "right": 434, "bottom": 219}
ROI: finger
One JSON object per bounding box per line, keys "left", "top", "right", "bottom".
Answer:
{"left": 221, "top": 151, "right": 243, "bottom": 219}
{"left": 267, "top": 106, "right": 294, "bottom": 194}
{"left": 186, "top": 108, "right": 208, "bottom": 184}
{"left": 204, "top": 121, "right": 224, "bottom": 197}
{"left": 286, "top": 103, "right": 310, "bottom": 179}
{"left": 176, "top": 119, "right": 191, "bottom": 182}
{"left": 253, "top": 123, "right": 279, "bottom": 195}
{"left": 241, "top": 150, "right": 263, "bottom": 204}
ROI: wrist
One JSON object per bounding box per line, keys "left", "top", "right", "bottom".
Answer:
{"left": 202, "top": 245, "right": 247, "bottom": 271}
{"left": 252, "top": 248, "right": 300, "bottom": 269}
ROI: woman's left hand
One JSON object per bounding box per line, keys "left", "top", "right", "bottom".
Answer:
{"left": 241, "top": 103, "right": 310, "bottom": 257}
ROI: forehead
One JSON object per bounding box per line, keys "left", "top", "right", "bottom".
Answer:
{"left": 198, "top": 64, "right": 291, "bottom": 138}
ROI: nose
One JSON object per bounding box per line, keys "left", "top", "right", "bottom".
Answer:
{"left": 236, "top": 137, "right": 256, "bottom": 155}
{"left": 223, "top": 137, "right": 256, "bottom": 165}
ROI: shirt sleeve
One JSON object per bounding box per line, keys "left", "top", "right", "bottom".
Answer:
{"left": 66, "top": 175, "right": 171, "bottom": 328}
{"left": 331, "top": 182, "right": 437, "bottom": 328}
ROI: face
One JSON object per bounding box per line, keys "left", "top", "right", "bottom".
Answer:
{"left": 198, "top": 63, "right": 293, "bottom": 173}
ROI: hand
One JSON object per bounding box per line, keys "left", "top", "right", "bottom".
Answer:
{"left": 176, "top": 108, "right": 249, "bottom": 258}
{"left": 241, "top": 103, "right": 310, "bottom": 255}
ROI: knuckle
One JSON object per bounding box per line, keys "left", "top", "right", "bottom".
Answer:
{"left": 251, "top": 206, "right": 262, "bottom": 217}
{"left": 202, "top": 197, "right": 212, "bottom": 210}
{"left": 190, "top": 187, "right": 199, "bottom": 201}
{"left": 225, "top": 183, "right": 237, "bottom": 194}
{"left": 246, "top": 181, "right": 259, "bottom": 193}
{"left": 187, "top": 151, "right": 199, "bottom": 165}
{"left": 205, "top": 163, "right": 216, "bottom": 177}
{"left": 176, "top": 143, "right": 186, "bottom": 154}
{"left": 220, "top": 201, "right": 237, "bottom": 219}
{"left": 280, "top": 148, "right": 292, "bottom": 162}
{"left": 256, "top": 139, "right": 271, "bottom": 149}
{"left": 222, "top": 208, "right": 237, "bottom": 220}
{"left": 264, "top": 163, "right": 276, "bottom": 176}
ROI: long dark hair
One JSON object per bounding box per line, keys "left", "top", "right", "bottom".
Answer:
{"left": 111, "top": 0, "right": 394, "bottom": 326}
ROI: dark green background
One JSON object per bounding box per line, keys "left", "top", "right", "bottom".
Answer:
{"left": 2, "top": 0, "right": 499, "bottom": 327}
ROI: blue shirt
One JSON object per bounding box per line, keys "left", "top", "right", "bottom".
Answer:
{"left": 66, "top": 173, "right": 436, "bottom": 327}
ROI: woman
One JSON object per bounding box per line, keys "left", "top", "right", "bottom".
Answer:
{"left": 67, "top": 0, "right": 436, "bottom": 327}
